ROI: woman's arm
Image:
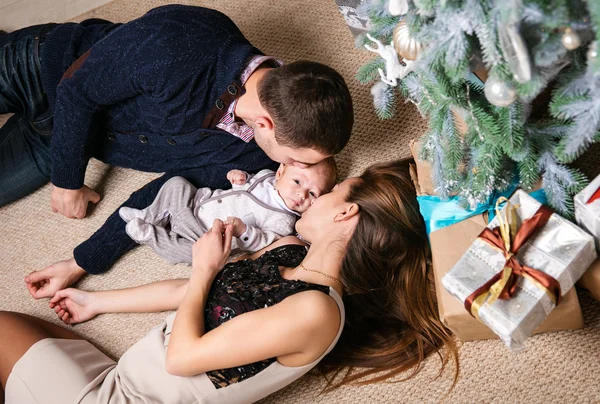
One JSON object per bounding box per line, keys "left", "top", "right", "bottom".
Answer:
{"left": 166, "top": 220, "right": 230, "bottom": 374}
{"left": 166, "top": 221, "right": 338, "bottom": 376}
{"left": 166, "top": 289, "right": 340, "bottom": 376}
{"left": 50, "top": 278, "right": 189, "bottom": 324}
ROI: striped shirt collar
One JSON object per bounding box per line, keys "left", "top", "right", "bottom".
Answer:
{"left": 216, "top": 55, "right": 283, "bottom": 142}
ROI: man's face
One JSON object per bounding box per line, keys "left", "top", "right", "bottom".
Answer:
{"left": 253, "top": 130, "right": 330, "bottom": 168}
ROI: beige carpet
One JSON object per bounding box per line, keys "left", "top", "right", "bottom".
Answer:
{"left": 1, "top": 0, "right": 600, "bottom": 402}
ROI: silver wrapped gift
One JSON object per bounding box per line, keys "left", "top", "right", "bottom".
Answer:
{"left": 442, "top": 190, "right": 596, "bottom": 350}
{"left": 575, "top": 174, "right": 600, "bottom": 252}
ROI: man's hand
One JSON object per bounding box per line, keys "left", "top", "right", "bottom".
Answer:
{"left": 25, "top": 258, "right": 87, "bottom": 299}
{"left": 226, "top": 170, "right": 247, "bottom": 186}
{"left": 51, "top": 185, "right": 101, "bottom": 219}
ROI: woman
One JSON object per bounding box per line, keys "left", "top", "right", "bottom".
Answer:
{"left": 0, "top": 160, "right": 458, "bottom": 404}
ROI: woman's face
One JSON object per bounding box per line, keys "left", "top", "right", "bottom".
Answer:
{"left": 295, "top": 177, "right": 359, "bottom": 242}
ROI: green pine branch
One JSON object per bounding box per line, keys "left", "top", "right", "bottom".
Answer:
{"left": 356, "top": 57, "right": 386, "bottom": 85}
{"left": 497, "top": 102, "right": 525, "bottom": 158}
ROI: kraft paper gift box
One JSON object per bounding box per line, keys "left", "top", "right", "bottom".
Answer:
{"left": 411, "top": 142, "right": 587, "bottom": 342}
{"left": 430, "top": 213, "right": 584, "bottom": 342}
{"left": 441, "top": 190, "right": 596, "bottom": 350}
{"left": 575, "top": 173, "right": 600, "bottom": 252}
{"left": 574, "top": 174, "right": 600, "bottom": 301}
{"left": 578, "top": 259, "right": 600, "bottom": 301}
{"left": 409, "top": 140, "right": 435, "bottom": 196}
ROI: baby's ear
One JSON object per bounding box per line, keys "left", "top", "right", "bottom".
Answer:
{"left": 275, "top": 164, "right": 286, "bottom": 179}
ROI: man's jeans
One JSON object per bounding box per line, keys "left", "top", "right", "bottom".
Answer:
{"left": 0, "top": 24, "right": 57, "bottom": 207}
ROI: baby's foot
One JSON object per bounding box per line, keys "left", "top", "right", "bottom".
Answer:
{"left": 119, "top": 207, "right": 144, "bottom": 223}
{"left": 125, "top": 218, "right": 156, "bottom": 243}
{"left": 119, "top": 206, "right": 170, "bottom": 226}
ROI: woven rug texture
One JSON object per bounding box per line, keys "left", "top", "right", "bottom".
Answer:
{"left": 1, "top": 1, "right": 599, "bottom": 402}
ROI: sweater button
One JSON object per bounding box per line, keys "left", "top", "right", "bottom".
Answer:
{"left": 167, "top": 138, "right": 177, "bottom": 146}
{"left": 217, "top": 199, "right": 222, "bottom": 203}
{"left": 227, "top": 85, "right": 238, "bottom": 95}
{"left": 139, "top": 135, "right": 148, "bottom": 144}
{"left": 215, "top": 99, "right": 225, "bottom": 110}
{"left": 107, "top": 132, "right": 116, "bottom": 141}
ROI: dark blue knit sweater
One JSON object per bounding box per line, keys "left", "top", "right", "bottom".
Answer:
{"left": 40, "top": 5, "right": 276, "bottom": 274}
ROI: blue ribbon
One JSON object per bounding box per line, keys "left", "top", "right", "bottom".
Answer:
{"left": 418, "top": 186, "right": 547, "bottom": 234}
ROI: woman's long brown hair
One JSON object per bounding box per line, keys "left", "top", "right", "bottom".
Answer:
{"left": 318, "top": 159, "right": 458, "bottom": 390}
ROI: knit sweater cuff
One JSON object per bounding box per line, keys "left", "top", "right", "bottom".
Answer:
{"left": 51, "top": 164, "right": 87, "bottom": 190}
{"left": 73, "top": 243, "right": 105, "bottom": 275}
{"left": 73, "top": 224, "right": 137, "bottom": 275}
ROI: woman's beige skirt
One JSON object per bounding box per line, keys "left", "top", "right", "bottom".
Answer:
{"left": 5, "top": 337, "right": 116, "bottom": 404}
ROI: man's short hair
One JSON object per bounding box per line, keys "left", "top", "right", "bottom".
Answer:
{"left": 257, "top": 61, "right": 354, "bottom": 155}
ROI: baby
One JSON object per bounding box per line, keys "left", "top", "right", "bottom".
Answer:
{"left": 119, "top": 158, "right": 337, "bottom": 264}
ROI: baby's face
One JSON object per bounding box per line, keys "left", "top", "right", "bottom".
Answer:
{"left": 275, "top": 164, "right": 331, "bottom": 213}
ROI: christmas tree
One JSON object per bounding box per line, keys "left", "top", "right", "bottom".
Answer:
{"left": 355, "top": 0, "right": 600, "bottom": 215}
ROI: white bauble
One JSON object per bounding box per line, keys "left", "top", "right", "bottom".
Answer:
{"left": 389, "top": 0, "right": 409, "bottom": 16}
{"left": 484, "top": 76, "right": 517, "bottom": 107}
{"left": 587, "top": 41, "right": 598, "bottom": 60}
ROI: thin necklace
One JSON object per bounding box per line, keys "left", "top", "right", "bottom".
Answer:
{"left": 298, "top": 263, "right": 343, "bottom": 287}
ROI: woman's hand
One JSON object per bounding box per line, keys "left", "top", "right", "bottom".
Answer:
{"left": 192, "top": 219, "right": 233, "bottom": 278}
{"left": 49, "top": 288, "right": 99, "bottom": 324}
{"left": 224, "top": 216, "right": 247, "bottom": 238}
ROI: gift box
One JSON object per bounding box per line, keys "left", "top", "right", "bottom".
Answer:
{"left": 431, "top": 214, "right": 584, "bottom": 342}
{"left": 575, "top": 173, "right": 600, "bottom": 252}
{"left": 578, "top": 259, "right": 600, "bottom": 301}
{"left": 441, "top": 190, "right": 596, "bottom": 350}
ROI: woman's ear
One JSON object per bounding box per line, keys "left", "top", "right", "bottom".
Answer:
{"left": 334, "top": 203, "right": 359, "bottom": 223}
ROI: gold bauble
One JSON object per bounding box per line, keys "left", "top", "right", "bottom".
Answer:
{"left": 393, "top": 20, "right": 422, "bottom": 61}
{"left": 562, "top": 27, "right": 581, "bottom": 50}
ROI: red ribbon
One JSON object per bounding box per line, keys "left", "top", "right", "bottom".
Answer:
{"left": 587, "top": 187, "right": 600, "bottom": 204}
{"left": 465, "top": 205, "right": 562, "bottom": 315}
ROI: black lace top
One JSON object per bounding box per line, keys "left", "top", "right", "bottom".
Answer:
{"left": 204, "top": 244, "right": 331, "bottom": 389}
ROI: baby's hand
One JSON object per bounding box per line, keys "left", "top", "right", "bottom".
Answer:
{"left": 227, "top": 170, "right": 247, "bottom": 185}
{"left": 224, "top": 216, "right": 247, "bottom": 238}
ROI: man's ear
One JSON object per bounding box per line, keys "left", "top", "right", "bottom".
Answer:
{"left": 334, "top": 203, "right": 360, "bottom": 223}
{"left": 254, "top": 115, "right": 274, "bottom": 131}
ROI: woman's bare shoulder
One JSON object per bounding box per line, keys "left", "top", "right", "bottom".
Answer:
{"left": 275, "top": 290, "right": 341, "bottom": 365}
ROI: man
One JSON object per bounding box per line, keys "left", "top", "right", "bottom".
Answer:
{"left": 0, "top": 5, "right": 353, "bottom": 298}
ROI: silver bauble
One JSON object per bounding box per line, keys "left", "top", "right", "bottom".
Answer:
{"left": 562, "top": 28, "right": 581, "bottom": 50}
{"left": 393, "top": 20, "right": 422, "bottom": 61}
{"left": 484, "top": 76, "right": 517, "bottom": 107}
